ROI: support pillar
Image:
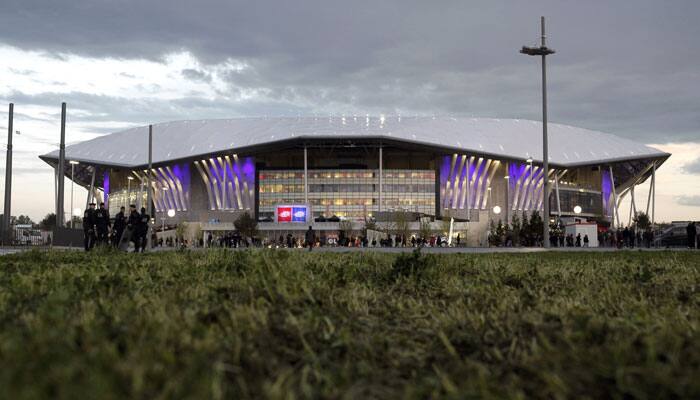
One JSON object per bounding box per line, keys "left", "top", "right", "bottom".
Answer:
{"left": 57, "top": 103, "right": 66, "bottom": 227}
{"left": 554, "top": 170, "right": 562, "bottom": 218}
{"left": 85, "top": 167, "right": 95, "bottom": 212}
{"left": 504, "top": 163, "right": 510, "bottom": 224}
{"left": 609, "top": 166, "right": 620, "bottom": 229}
{"left": 303, "top": 145, "right": 308, "bottom": 205}
{"left": 646, "top": 164, "right": 654, "bottom": 215}
{"left": 465, "top": 157, "right": 471, "bottom": 220}
{"left": 651, "top": 162, "right": 656, "bottom": 230}
{"left": 378, "top": 146, "right": 383, "bottom": 213}
{"left": 146, "top": 125, "right": 152, "bottom": 214}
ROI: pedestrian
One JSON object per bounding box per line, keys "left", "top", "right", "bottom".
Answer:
{"left": 305, "top": 225, "right": 315, "bottom": 251}
{"left": 127, "top": 205, "right": 141, "bottom": 252}
{"left": 138, "top": 207, "right": 150, "bottom": 252}
{"left": 82, "top": 202, "right": 97, "bottom": 251}
{"left": 575, "top": 233, "right": 581, "bottom": 247}
{"left": 687, "top": 221, "right": 697, "bottom": 249}
{"left": 112, "top": 206, "right": 126, "bottom": 247}
{"left": 583, "top": 234, "right": 589, "bottom": 247}
{"left": 94, "top": 202, "right": 111, "bottom": 246}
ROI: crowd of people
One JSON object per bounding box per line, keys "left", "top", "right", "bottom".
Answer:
{"left": 82, "top": 203, "right": 150, "bottom": 252}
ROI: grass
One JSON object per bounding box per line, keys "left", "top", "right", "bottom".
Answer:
{"left": 0, "top": 249, "right": 699, "bottom": 399}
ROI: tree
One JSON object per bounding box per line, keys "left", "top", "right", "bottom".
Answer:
{"left": 633, "top": 212, "right": 651, "bottom": 231}
{"left": 70, "top": 216, "right": 82, "bottom": 228}
{"left": 16, "top": 215, "right": 34, "bottom": 225}
{"left": 0, "top": 214, "right": 35, "bottom": 228}
{"left": 510, "top": 213, "right": 522, "bottom": 247}
{"left": 419, "top": 218, "right": 432, "bottom": 240}
{"left": 339, "top": 220, "right": 353, "bottom": 238}
{"left": 176, "top": 222, "right": 187, "bottom": 242}
{"left": 234, "top": 212, "right": 258, "bottom": 240}
{"left": 39, "top": 213, "right": 57, "bottom": 230}
{"left": 529, "top": 211, "right": 544, "bottom": 247}
{"left": 393, "top": 210, "right": 412, "bottom": 241}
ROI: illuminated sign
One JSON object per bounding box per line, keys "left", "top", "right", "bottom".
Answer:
{"left": 275, "top": 204, "right": 309, "bottom": 223}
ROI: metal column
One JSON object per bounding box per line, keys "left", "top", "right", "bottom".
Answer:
{"left": 303, "top": 145, "right": 308, "bottom": 205}
{"left": 541, "top": 16, "right": 551, "bottom": 248}
{"left": 554, "top": 170, "right": 562, "bottom": 218}
{"left": 646, "top": 163, "right": 654, "bottom": 215}
{"left": 2, "top": 103, "right": 13, "bottom": 244}
{"left": 56, "top": 103, "right": 67, "bottom": 227}
{"left": 465, "top": 157, "right": 471, "bottom": 219}
{"left": 378, "top": 146, "right": 383, "bottom": 213}
{"left": 609, "top": 166, "right": 620, "bottom": 229}
{"left": 504, "top": 163, "right": 510, "bottom": 224}
{"left": 146, "top": 125, "right": 152, "bottom": 213}
{"left": 85, "top": 167, "right": 95, "bottom": 212}
{"left": 651, "top": 163, "right": 656, "bottom": 229}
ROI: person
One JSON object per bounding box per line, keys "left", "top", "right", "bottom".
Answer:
{"left": 112, "top": 206, "right": 126, "bottom": 247}
{"left": 127, "top": 205, "right": 141, "bottom": 252}
{"left": 305, "top": 225, "right": 315, "bottom": 251}
{"left": 83, "top": 202, "right": 97, "bottom": 251}
{"left": 575, "top": 233, "right": 581, "bottom": 247}
{"left": 137, "top": 207, "right": 150, "bottom": 252}
{"left": 94, "top": 202, "right": 111, "bottom": 246}
{"left": 583, "top": 234, "right": 589, "bottom": 247}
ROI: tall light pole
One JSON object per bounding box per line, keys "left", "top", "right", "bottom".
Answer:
{"left": 3, "top": 103, "right": 14, "bottom": 245}
{"left": 69, "top": 160, "right": 79, "bottom": 228}
{"left": 521, "top": 16, "right": 555, "bottom": 248}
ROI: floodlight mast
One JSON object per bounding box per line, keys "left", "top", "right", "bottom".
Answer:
{"left": 521, "top": 16, "right": 555, "bottom": 248}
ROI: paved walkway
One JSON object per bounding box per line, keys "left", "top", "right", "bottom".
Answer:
{"left": 3, "top": 245, "right": 696, "bottom": 255}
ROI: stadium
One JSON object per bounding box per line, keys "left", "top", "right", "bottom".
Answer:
{"left": 39, "top": 117, "right": 670, "bottom": 245}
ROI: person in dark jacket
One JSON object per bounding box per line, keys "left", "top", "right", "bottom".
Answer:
{"left": 137, "top": 207, "right": 150, "bottom": 252}
{"left": 112, "top": 206, "right": 126, "bottom": 247}
{"left": 305, "top": 226, "right": 315, "bottom": 251}
{"left": 127, "top": 205, "right": 141, "bottom": 252}
{"left": 83, "top": 203, "right": 97, "bottom": 251}
{"left": 94, "top": 202, "right": 111, "bottom": 246}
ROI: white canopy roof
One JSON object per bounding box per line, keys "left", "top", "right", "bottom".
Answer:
{"left": 41, "top": 117, "right": 668, "bottom": 167}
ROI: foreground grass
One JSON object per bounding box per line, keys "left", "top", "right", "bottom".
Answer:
{"left": 0, "top": 249, "right": 698, "bottom": 399}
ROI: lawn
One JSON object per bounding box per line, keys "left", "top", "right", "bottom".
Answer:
{"left": 0, "top": 249, "right": 698, "bottom": 399}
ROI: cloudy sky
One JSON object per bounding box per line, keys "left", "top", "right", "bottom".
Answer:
{"left": 0, "top": 0, "right": 699, "bottom": 222}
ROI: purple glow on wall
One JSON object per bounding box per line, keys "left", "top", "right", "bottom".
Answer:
{"left": 103, "top": 171, "right": 110, "bottom": 206}
{"left": 601, "top": 169, "right": 612, "bottom": 216}
{"left": 242, "top": 157, "right": 255, "bottom": 177}
{"left": 171, "top": 163, "right": 191, "bottom": 192}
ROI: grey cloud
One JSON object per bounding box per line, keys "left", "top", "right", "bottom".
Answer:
{"left": 681, "top": 158, "right": 700, "bottom": 175}
{"left": 677, "top": 195, "right": 700, "bottom": 207}
{"left": 181, "top": 69, "right": 211, "bottom": 83}
{"left": 0, "top": 90, "right": 310, "bottom": 129}
{"left": 9, "top": 68, "right": 36, "bottom": 76}
{"left": 1, "top": 1, "right": 699, "bottom": 143}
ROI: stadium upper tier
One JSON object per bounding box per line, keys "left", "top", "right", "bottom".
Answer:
{"left": 40, "top": 117, "right": 668, "bottom": 168}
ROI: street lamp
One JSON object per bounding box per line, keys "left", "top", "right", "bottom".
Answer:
{"left": 573, "top": 205, "right": 582, "bottom": 214}
{"left": 69, "top": 160, "right": 79, "bottom": 228}
{"left": 521, "top": 16, "right": 555, "bottom": 248}
{"left": 493, "top": 205, "right": 502, "bottom": 215}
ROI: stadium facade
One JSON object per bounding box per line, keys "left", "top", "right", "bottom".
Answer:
{"left": 40, "top": 117, "right": 669, "bottom": 243}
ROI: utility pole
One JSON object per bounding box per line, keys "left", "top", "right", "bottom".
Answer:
{"left": 521, "top": 16, "right": 555, "bottom": 248}
{"left": 57, "top": 103, "right": 67, "bottom": 227}
{"left": 3, "top": 103, "right": 13, "bottom": 245}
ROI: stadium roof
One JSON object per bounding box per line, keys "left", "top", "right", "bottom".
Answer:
{"left": 40, "top": 117, "right": 669, "bottom": 168}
